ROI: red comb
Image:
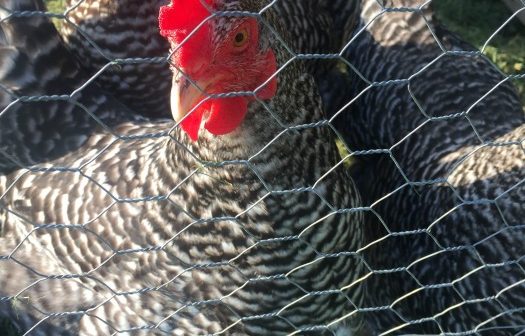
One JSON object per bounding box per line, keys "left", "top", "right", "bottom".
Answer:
{"left": 159, "top": 0, "right": 215, "bottom": 43}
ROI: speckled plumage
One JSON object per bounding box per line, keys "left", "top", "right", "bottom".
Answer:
{"left": 60, "top": 0, "right": 172, "bottom": 117}
{"left": 331, "top": 1, "right": 525, "bottom": 334}
{"left": 0, "top": 0, "right": 369, "bottom": 335}
{"left": 58, "top": 0, "right": 361, "bottom": 118}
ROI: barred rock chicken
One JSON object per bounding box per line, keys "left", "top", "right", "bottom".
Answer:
{"left": 0, "top": 3, "right": 142, "bottom": 175}
{"left": 331, "top": 0, "right": 525, "bottom": 334}
{"left": 60, "top": 0, "right": 172, "bottom": 117}
{"left": 0, "top": 0, "right": 370, "bottom": 335}
{"left": 58, "top": 0, "right": 359, "bottom": 118}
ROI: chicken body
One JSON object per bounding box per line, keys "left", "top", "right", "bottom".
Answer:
{"left": 0, "top": 0, "right": 368, "bottom": 335}
{"left": 332, "top": 1, "right": 525, "bottom": 334}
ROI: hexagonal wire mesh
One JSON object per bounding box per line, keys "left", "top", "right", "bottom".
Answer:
{"left": 0, "top": 0, "right": 524, "bottom": 335}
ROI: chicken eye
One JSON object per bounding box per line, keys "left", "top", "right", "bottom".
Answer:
{"left": 233, "top": 29, "right": 249, "bottom": 48}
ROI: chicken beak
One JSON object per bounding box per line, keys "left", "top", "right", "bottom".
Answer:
{"left": 170, "top": 70, "right": 210, "bottom": 122}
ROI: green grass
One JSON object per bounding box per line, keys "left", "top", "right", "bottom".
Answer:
{"left": 44, "top": 0, "right": 65, "bottom": 28}
{"left": 45, "top": 0, "right": 65, "bottom": 12}
{"left": 434, "top": 0, "right": 525, "bottom": 103}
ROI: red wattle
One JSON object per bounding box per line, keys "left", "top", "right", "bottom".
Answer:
{"left": 180, "top": 104, "right": 207, "bottom": 141}
{"left": 204, "top": 97, "right": 249, "bottom": 136}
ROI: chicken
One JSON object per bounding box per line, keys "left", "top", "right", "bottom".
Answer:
{"left": 330, "top": 0, "right": 525, "bottom": 334}
{"left": 0, "top": 0, "right": 141, "bottom": 175}
{"left": 0, "top": 0, "right": 369, "bottom": 334}
{"left": 60, "top": 0, "right": 172, "bottom": 117}
{"left": 58, "top": 0, "right": 358, "bottom": 118}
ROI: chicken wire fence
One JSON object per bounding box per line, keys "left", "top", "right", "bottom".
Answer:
{"left": 0, "top": 0, "right": 524, "bottom": 335}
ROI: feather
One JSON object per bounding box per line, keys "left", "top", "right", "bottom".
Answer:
{"left": 0, "top": 0, "right": 368, "bottom": 334}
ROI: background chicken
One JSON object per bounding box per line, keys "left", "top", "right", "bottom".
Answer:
{"left": 60, "top": 0, "right": 172, "bottom": 117}
{"left": 331, "top": 0, "right": 525, "bottom": 334}
{"left": 0, "top": 0, "right": 368, "bottom": 335}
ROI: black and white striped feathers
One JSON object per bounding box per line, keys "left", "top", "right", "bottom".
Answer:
{"left": 60, "top": 0, "right": 172, "bottom": 117}
{"left": 0, "top": 0, "right": 368, "bottom": 335}
{"left": 332, "top": 0, "right": 525, "bottom": 334}
{"left": 58, "top": 0, "right": 362, "bottom": 118}
{"left": 0, "top": 0, "right": 142, "bottom": 175}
